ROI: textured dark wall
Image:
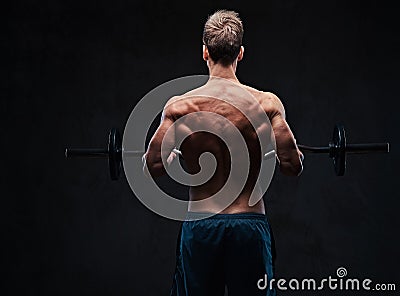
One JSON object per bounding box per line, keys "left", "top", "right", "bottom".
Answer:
{"left": 4, "top": 0, "right": 399, "bottom": 295}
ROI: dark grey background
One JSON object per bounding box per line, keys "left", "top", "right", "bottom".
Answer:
{"left": 4, "top": 0, "right": 399, "bottom": 295}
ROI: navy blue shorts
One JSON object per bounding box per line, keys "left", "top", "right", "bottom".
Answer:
{"left": 170, "top": 212, "right": 276, "bottom": 296}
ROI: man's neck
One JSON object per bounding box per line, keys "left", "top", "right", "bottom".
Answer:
{"left": 208, "top": 62, "right": 239, "bottom": 83}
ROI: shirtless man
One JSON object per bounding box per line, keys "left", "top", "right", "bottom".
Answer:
{"left": 143, "top": 10, "right": 303, "bottom": 296}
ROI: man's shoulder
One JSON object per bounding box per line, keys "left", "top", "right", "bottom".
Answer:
{"left": 165, "top": 95, "right": 185, "bottom": 107}
{"left": 262, "top": 91, "right": 283, "bottom": 107}
{"left": 164, "top": 84, "right": 208, "bottom": 110}
{"left": 164, "top": 95, "right": 197, "bottom": 119}
{"left": 239, "top": 84, "right": 285, "bottom": 116}
{"left": 240, "top": 84, "right": 281, "bottom": 104}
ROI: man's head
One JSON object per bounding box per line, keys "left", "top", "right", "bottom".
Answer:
{"left": 202, "top": 10, "right": 244, "bottom": 67}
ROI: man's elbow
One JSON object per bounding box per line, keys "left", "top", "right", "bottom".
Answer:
{"left": 279, "top": 160, "right": 303, "bottom": 176}
{"left": 143, "top": 161, "right": 166, "bottom": 178}
{"left": 149, "top": 164, "right": 166, "bottom": 178}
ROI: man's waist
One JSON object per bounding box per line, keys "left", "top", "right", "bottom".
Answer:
{"left": 185, "top": 211, "right": 266, "bottom": 221}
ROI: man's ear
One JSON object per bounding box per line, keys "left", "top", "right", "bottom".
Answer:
{"left": 237, "top": 46, "right": 244, "bottom": 61}
{"left": 203, "top": 45, "right": 209, "bottom": 61}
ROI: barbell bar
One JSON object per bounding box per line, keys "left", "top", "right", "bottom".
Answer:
{"left": 297, "top": 124, "right": 389, "bottom": 175}
{"left": 65, "top": 124, "right": 389, "bottom": 180}
{"left": 65, "top": 128, "right": 123, "bottom": 180}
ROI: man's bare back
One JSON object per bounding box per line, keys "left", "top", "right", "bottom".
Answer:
{"left": 144, "top": 77, "right": 303, "bottom": 214}
{"left": 162, "top": 10, "right": 301, "bottom": 295}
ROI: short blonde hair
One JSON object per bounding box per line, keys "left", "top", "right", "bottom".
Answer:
{"left": 202, "top": 10, "right": 244, "bottom": 66}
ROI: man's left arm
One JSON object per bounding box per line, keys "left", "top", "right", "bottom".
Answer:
{"left": 143, "top": 105, "right": 177, "bottom": 177}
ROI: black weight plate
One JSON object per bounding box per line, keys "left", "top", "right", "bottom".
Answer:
{"left": 108, "top": 128, "right": 122, "bottom": 180}
{"left": 332, "top": 124, "right": 346, "bottom": 176}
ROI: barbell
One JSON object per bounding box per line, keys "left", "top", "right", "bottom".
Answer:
{"left": 65, "top": 124, "right": 389, "bottom": 180}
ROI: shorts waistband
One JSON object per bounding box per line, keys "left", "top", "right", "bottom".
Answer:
{"left": 185, "top": 211, "right": 267, "bottom": 221}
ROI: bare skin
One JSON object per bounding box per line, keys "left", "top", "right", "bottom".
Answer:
{"left": 144, "top": 46, "right": 303, "bottom": 214}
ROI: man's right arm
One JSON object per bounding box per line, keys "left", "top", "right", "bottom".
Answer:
{"left": 264, "top": 93, "right": 303, "bottom": 176}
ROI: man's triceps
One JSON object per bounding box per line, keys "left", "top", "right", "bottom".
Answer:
{"left": 271, "top": 114, "right": 303, "bottom": 176}
{"left": 144, "top": 108, "right": 177, "bottom": 176}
